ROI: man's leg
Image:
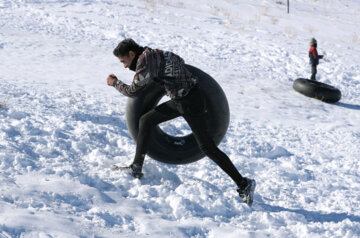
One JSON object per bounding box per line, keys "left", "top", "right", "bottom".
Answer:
{"left": 183, "top": 110, "right": 255, "bottom": 206}
{"left": 132, "top": 100, "right": 180, "bottom": 167}
{"left": 175, "top": 87, "right": 247, "bottom": 188}
{"left": 184, "top": 114, "right": 247, "bottom": 188}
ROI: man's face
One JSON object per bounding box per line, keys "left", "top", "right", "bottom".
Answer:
{"left": 118, "top": 51, "right": 136, "bottom": 68}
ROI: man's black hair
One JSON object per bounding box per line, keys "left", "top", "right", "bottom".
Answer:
{"left": 113, "top": 38, "right": 142, "bottom": 57}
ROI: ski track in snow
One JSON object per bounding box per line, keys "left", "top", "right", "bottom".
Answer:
{"left": 0, "top": 0, "right": 360, "bottom": 237}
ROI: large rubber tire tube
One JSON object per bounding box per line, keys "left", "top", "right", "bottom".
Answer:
{"left": 125, "top": 64, "right": 230, "bottom": 164}
{"left": 293, "top": 78, "right": 341, "bottom": 103}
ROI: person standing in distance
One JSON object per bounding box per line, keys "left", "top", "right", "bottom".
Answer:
{"left": 309, "top": 38, "right": 324, "bottom": 81}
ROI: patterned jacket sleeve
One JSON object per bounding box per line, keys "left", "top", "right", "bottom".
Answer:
{"left": 113, "top": 54, "right": 152, "bottom": 98}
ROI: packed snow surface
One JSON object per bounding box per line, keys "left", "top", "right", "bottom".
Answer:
{"left": 1, "top": 0, "right": 360, "bottom": 237}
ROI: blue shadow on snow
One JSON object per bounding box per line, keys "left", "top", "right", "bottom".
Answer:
{"left": 335, "top": 102, "right": 360, "bottom": 110}
{"left": 259, "top": 202, "right": 360, "bottom": 223}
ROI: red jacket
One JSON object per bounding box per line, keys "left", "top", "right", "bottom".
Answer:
{"left": 309, "top": 46, "right": 319, "bottom": 66}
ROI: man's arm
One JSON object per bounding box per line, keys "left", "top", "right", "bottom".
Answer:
{"left": 107, "top": 55, "right": 152, "bottom": 98}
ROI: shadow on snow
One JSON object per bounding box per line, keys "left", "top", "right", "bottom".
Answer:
{"left": 335, "top": 102, "right": 360, "bottom": 110}
{"left": 259, "top": 202, "right": 360, "bottom": 223}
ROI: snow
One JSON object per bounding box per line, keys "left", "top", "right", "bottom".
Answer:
{"left": 0, "top": 0, "right": 359, "bottom": 237}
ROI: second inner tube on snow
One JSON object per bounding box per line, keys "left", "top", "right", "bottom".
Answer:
{"left": 293, "top": 78, "right": 341, "bottom": 103}
{"left": 126, "top": 64, "right": 230, "bottom": 165}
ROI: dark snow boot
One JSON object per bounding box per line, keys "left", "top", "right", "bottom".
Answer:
{"left": 237, "top": 177, "right": 256, "bottom": 207}
{"left": 111, "top": 163, "right": 144, "bottom": 179}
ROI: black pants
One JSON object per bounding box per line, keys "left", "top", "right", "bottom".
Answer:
{"left": 132, "top": 86, "right": 245, "bottom": 188}
{"left": 311, "top": 65, "right": 317, "bottom": 80}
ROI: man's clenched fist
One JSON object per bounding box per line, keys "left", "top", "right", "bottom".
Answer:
{"left": 107, "top": 74, "right": 118, "bottom": 86}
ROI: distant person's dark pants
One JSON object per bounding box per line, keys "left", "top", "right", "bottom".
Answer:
{"left": 311, "top": 65, "right": 317, "bottom": 80}
{"left": 132, "top": 86, "right": 245, "bottom": 188}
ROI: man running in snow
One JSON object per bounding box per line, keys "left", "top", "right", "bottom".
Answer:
{"left": 106, "top": 38, "right": 256, "bottom": 206}
{"left": 309, "top": 38, "right": 324, "bottom": 81}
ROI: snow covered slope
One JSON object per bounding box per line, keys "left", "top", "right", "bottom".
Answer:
{"left": 0, "top": 0, "right": 359, "bottom": 237}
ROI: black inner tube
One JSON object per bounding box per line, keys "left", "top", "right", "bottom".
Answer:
{"left": 125, "top": 65, "right": 230, "bottom": 164}
{"left": 293, "top": 78, "right": 341, "bottom": 103}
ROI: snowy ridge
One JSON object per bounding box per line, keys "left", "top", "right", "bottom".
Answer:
{"left": 1, "top": 0, "right": 360, "bottom": 237}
